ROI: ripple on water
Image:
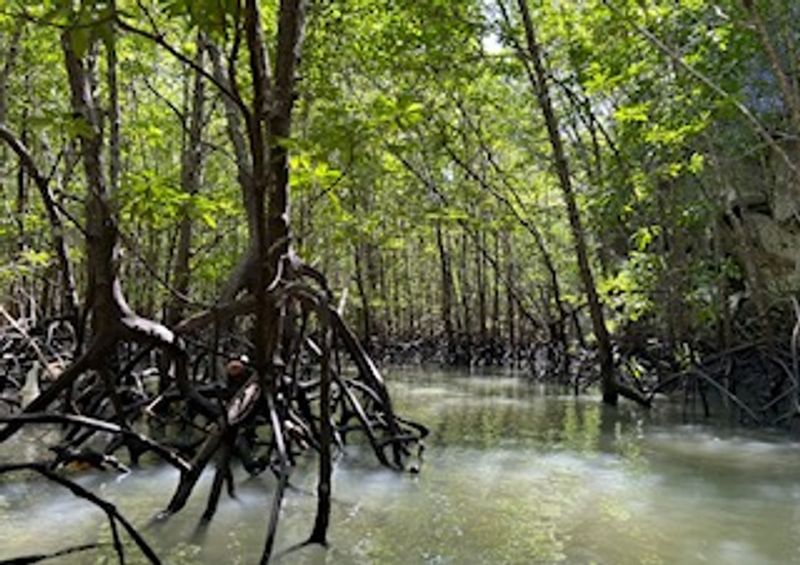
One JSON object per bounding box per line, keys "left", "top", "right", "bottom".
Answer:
{"left": 2, "top": 371, "right": 800, "bottom": 564}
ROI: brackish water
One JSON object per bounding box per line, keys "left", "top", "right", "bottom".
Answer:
{"left": 2, "top": 369, "right": 800, "bottom": 563}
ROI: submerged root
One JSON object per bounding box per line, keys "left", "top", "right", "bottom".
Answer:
{"left": 0, "top": 256, "right": 426, "bottom": 563}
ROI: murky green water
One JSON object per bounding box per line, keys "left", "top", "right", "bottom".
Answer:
{"left": 2, "top": 369, "right": 800, "bottom": 564}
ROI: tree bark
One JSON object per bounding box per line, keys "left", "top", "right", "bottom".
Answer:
{"left": 167, "top": 35, "right": 207, "bottom": 325}
{"left": 507, "top": 0, "right": 618, "bottom": 404}
{"left": 0, "top": 125, "right": 79, "bottom": 323}
{"left": 207, "top": 41, "right": 258, "bottom": 303}
{"left": 435, "top": 222, "right": 455, "bottom": 359}
{"left": 63, "top": 31, "right": 123, "bottom": 336}
{"left": 0, "top": 24, "right": 22, "bottom": 124}
{"left": 243, "top": 0, "right": 273, "bottom": 376}
{"left": 353, "top": 243, "right": 373, "bottom": 347}
{"left": 106, "top": 0, "right": 121, "bottom": 196}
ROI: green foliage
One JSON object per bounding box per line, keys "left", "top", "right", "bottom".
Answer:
{"left": 600, "top": 252, "right": 663, "bottom": 323}
{"left": 1, "top": 0, "right": 794, "bottom": 350}
{"left": 120, "top": 169, "right": 186, "bottom": 226}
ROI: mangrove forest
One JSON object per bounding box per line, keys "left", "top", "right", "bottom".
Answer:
{"left": 2, "top": 0, "right": 800, "bottom": 563}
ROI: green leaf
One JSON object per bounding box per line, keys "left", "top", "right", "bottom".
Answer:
{"left": 21, "top": 249, "right": 51, "bottom": 268}
{"left": 201, "top": 212, "right": 217, "bottom": 229}
{"left": 687, "top": 152, "right": 705, "bottom": 175}
{"left": 614, "top": 103, "right": 649, "bottom": 123}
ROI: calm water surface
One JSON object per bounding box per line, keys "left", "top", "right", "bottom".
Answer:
{"left": 2, "top": 368, "right": 800, "bottom": 564}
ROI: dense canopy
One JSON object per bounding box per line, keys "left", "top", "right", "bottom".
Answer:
{"left": 2, "top": 0, "right": 800, "bottom": 562}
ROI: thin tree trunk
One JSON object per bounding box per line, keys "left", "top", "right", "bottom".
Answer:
{"left": 353, "top": 244, "right": 372, "bottom": 346}
{"left": 505, "top": 234, "right": 516, "bottom": 364}
{"left": 106, "top": 0, "right": 121, "bottom": 196}
{"left": 492, "top": 230, "right": 500, "bottom": 337}
{"left": 460, "top": 230, "right": 472, "bottom": 364}
{"left": 714, "top": 215, "right": 732, "bottom": 350}
{"left": 207, "top": 41, "right": 258, "bottom": 303}
{"left": 741, "top": 1, "right": 800, "bottom": 138}
{"left": 379, "top": 248, "right": 390, "bottom": 339}
{"left": 167, "top": 35, "right": 206, "bottom": 325}
{"left": 0, "top": 126, "right": 79, "bottom": 323}
{"left": 477, "top": 228, "right": 487, "bottom": 342}
{"left": 309, "top": 302, "right": 332, "bottom": 544}
{"left": 435, "top": 222, "right": 455, "bottom": 359}
{"left": 0, "top": 24, "right": 22, "bottom": 124}
{"left": 365, "top": 242, "right": 381, "bottom": 340}
{"left": 441, "top": 133, "right": 568, "bottom": 351}
{"left": 404, "top": 247, "right": 415, "bottom": 337}
{"left": 506, "top": 0, "right": 619, "bottom": 404}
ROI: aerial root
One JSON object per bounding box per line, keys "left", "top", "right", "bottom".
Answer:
{"left": 0, "top": 256, "right": 425, "bottom": 563}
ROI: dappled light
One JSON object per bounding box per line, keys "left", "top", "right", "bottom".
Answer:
{"left": 2, "top": 0, "right": 800, "bottom": 562}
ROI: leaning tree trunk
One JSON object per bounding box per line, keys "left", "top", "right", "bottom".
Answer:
{"left": 503, "top": 0, "right": 649, "bottom": 406}
{"left": 0, "top": 25, "right": 189, "bottom": 442}
{"left": 207, "top": 41, "right": 259, "bottom": 305}
{"left": 0, "top": 125, "right": 79, "bottom": 324}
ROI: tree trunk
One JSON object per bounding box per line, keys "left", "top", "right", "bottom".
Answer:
{"left": 353, "top": 243, "right": 373, "bottom": 346}
{"left": 509, "top": 0, "right": 617, "bottom": 404}
{"left": 63, "top": 31, "right": 123, "bottom": 337}
{"left": 505, "top": 234, "right": 516, "bottom": 364}
{"left": 477, "top": 228, "right": 487, "bottom": 342}
{"left": 207, "top": 41, "right": 258, "bottom": 304}
{"left": 0, "top": 24, "right": 22, "bottom": 124}
{"left": 167, "top": 35, "right": 206, "bottom": 325}
{"left": 0, "top": 126, "right": 79, "bottom": 324}
{"left": 492, "top": 230, "right": 500, "bottom": 337}
{"left": 404, "top": 246, "right": 415, "bottom": 337}
{"left": 742, "top": 0, "right": 800, "bottom": 143}
{"left": 242, "top": 1, "right": 310, "bottom": 560}
{"left": 106, "top": 1, "right": 121, "bottom": 196}
{"left": 442, "top": 133, "right": 568, "bottom": 356}
{"left": 435, "top": 222, "right": 455, "bottom": 360}
{"left": 459, "top": 229, "right": 472, "bottom": 364}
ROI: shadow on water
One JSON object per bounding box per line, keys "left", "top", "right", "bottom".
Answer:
{"left": 2, "top": 367, "right": 800, "bottom": 563}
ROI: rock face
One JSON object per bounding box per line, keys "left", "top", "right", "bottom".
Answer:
{"left": 743, "top": 213, "right": 800, "bottom": 283}
{"left": 721, "top": 144, "right": 800, "bottom": 289}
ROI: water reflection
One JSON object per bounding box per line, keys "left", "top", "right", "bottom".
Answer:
{"left": 2, "top": 368, "right": 800, "bottom": 563}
